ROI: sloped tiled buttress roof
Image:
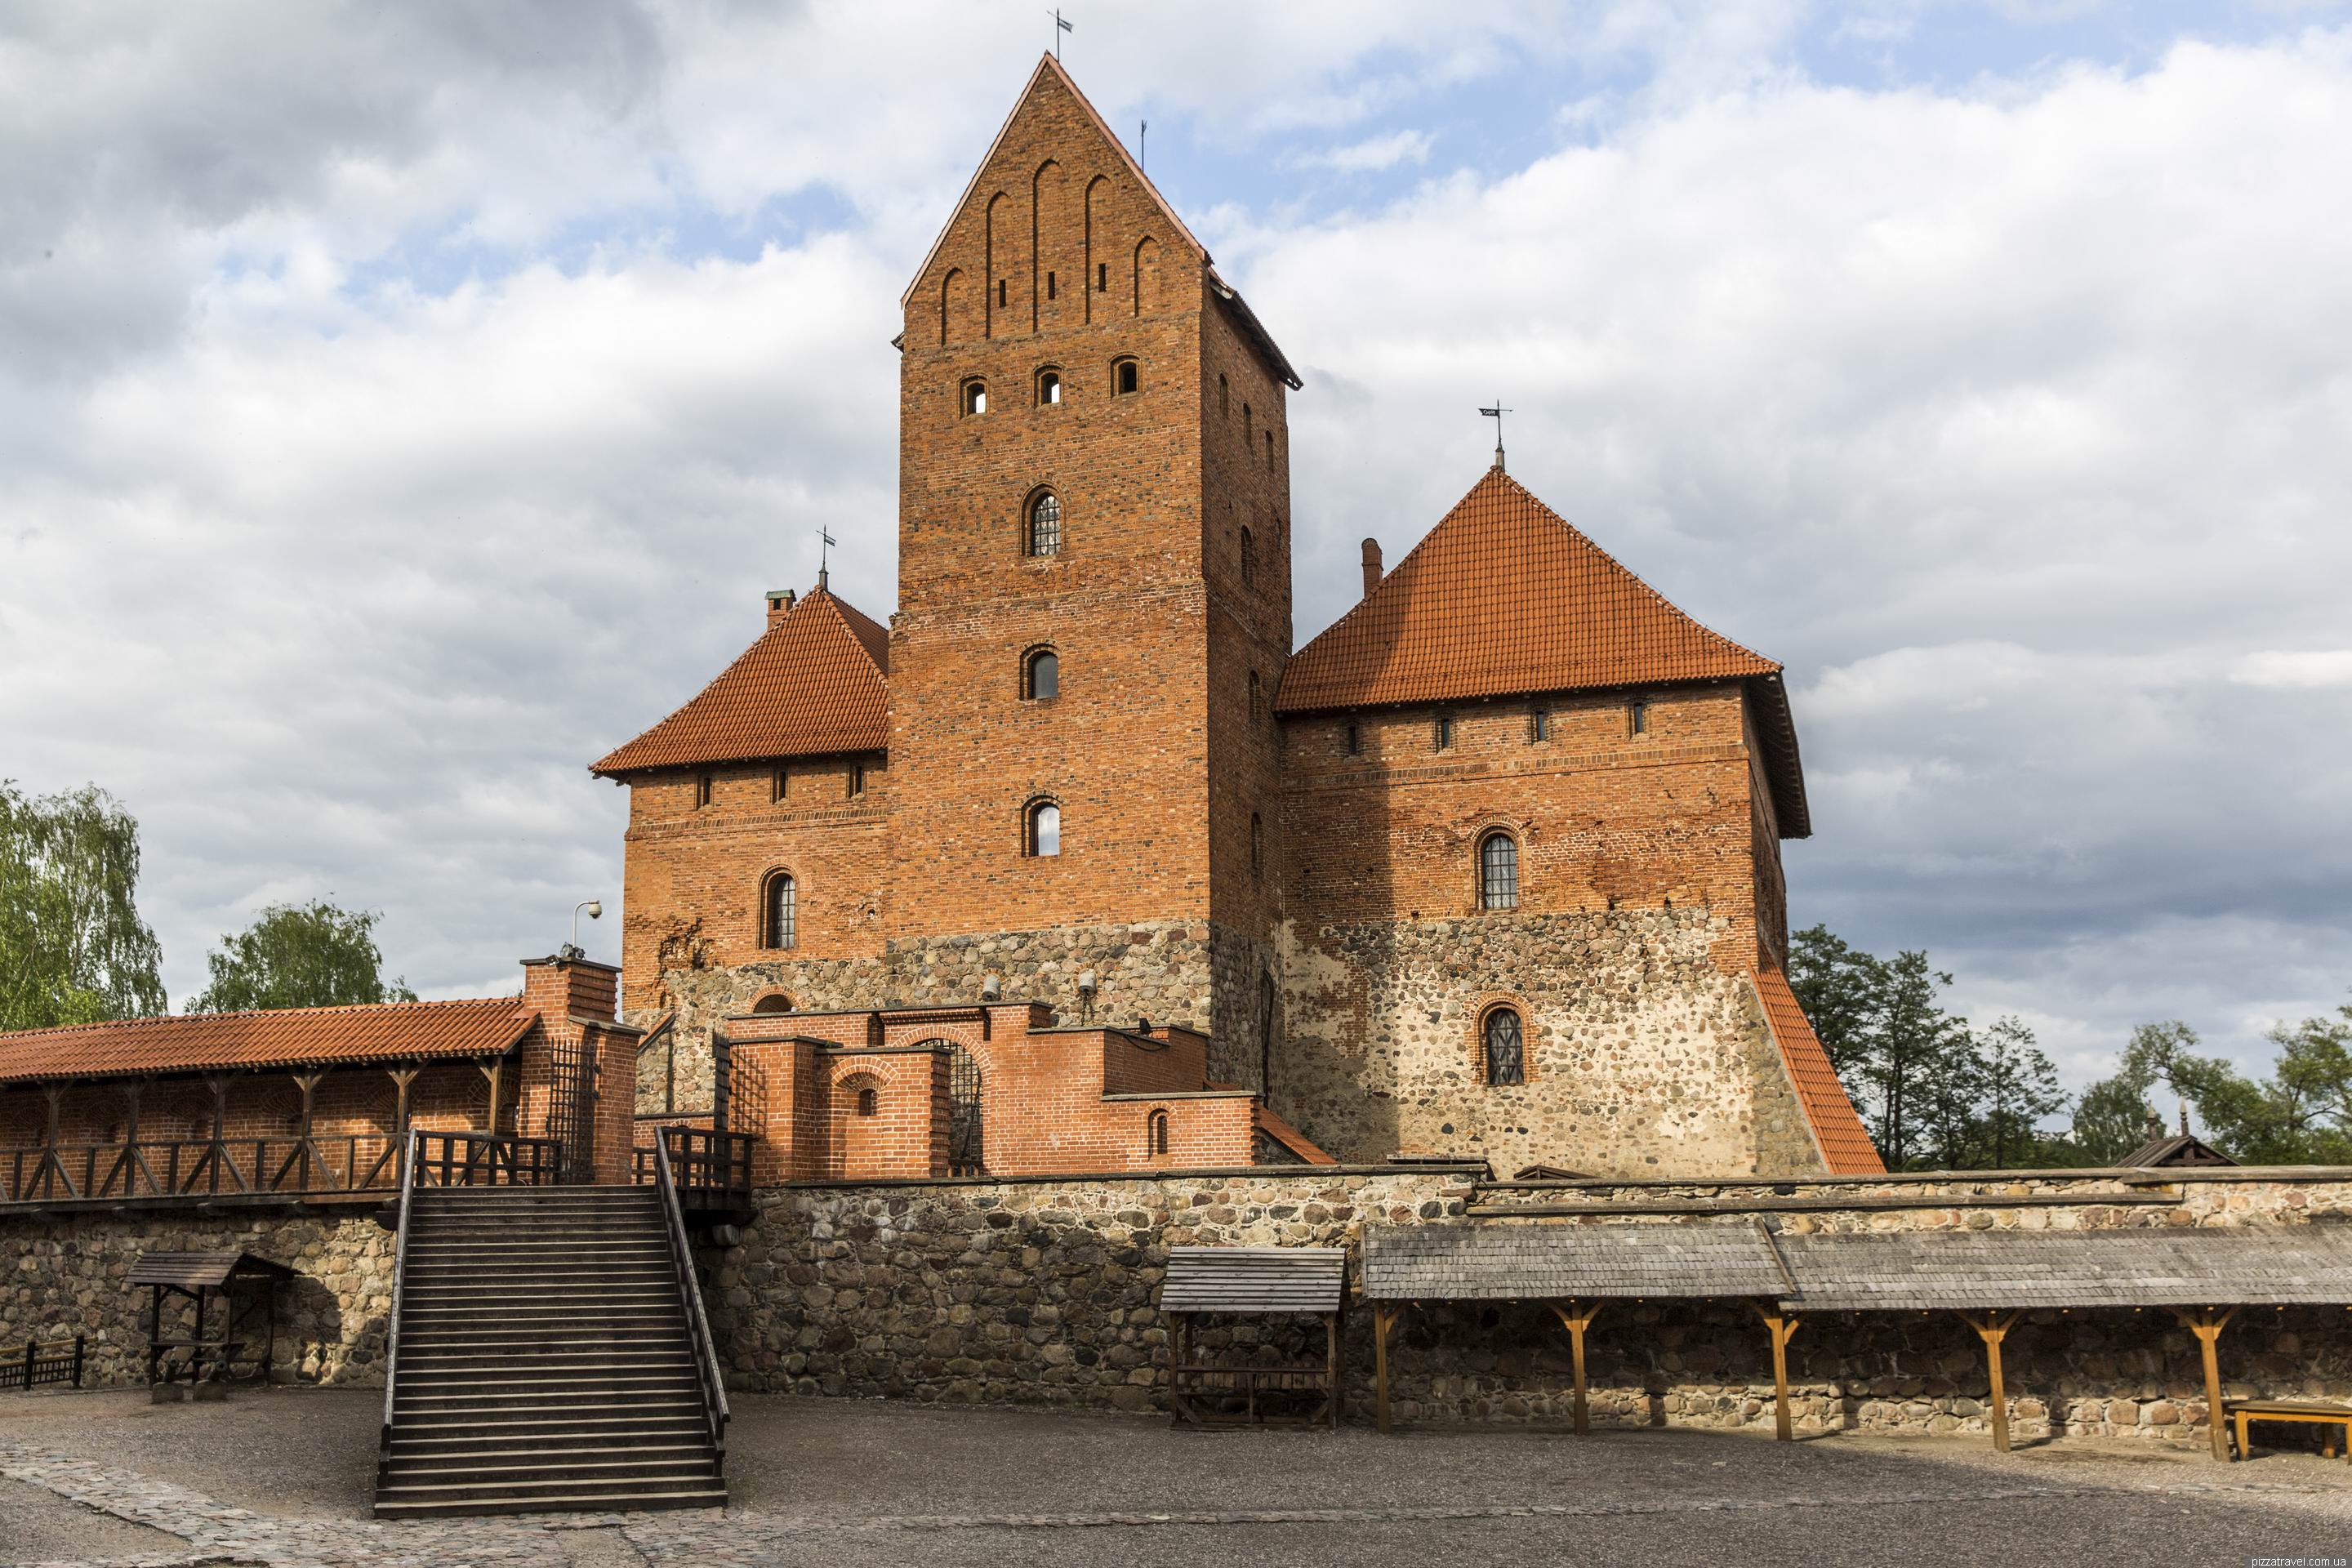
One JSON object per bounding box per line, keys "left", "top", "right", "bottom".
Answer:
{"left": 1755, "top": 969, "right": 1885, "bottom": 1175}
{"left": 591, "top": 587, "right": 891, "bottom": 776}
{"left": 0, "top": 998, "right": 537, "bottom": 1086}
{"left": 1276, "top": 467, "right": 1810, "bottom": 836}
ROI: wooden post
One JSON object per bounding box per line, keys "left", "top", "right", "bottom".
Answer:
{"left": 2170, "top": 1306, "right": 2238, "bottom": 1461}
{"left": 1548, "top": 1300, "right": 1603, "bottom": 1437}
{"left": 1751, "top": 1303, "right": 1801, "bottom": 1441}
{"left": 1373, "top": 1303, "right": 1399, "bottom": 1433}
{"left": 1959, "top": 1311, "right": 2021, "bottom": 1452}
{"left": 1325, "top": 1306, "right": 1344, "bottom": 1429}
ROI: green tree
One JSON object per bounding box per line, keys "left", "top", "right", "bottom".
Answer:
{"left": 1788, "top": 924, "right": 1882, "bottom": 1080}
{"left": 1977, "top": 1016, "right": 2067, "bottom": 1168}
{"left": 0, "top": 781, "right": 167, "bottom": 1030}
{"left": 2068, "top": 1071, "right": 2157, "bottom": 1165}
{"left": 186, "top": 900, "right": 416, "bottom": 1013}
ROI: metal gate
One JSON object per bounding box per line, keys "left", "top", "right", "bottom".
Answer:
{"left": 928, "top": 1041, "right": 984, "bottom": 1175}
{"left": 540, "top": 1035, "right": 598, "bottom": 1181}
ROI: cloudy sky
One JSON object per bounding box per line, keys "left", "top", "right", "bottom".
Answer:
{"left": 4, "top": 1, "right": 2349, "bottom": 1095}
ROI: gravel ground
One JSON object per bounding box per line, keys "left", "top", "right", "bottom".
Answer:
{"left": 3, "top": 1386, "right": 2350, "bottom": 1566}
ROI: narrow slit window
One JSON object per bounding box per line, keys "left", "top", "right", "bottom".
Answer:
{"left": 849, "top": 762, "right": 866, "bottom": 799}
{"left": 1529, "top": 709, "right": 1548, "bottom": 743}
{"left": 1243, "top": 403, "right": 1253, "bottom": 443}
{"left": 1218, "top": 374, "right": 1229, "bottom": 416}
{"left": 1480, "top": 832, "right": 1519, "bottom": 911}
{"left": 696, "top": 773, "right": 713, "bottom": 808}
{"left": 1147, "top": 1108, "right": 1169, "bottom": 1156}
{"left": 1345, "top": 724, "right": 1360, "bottom": 755}
{"left": 1434, "top": 715, "right": 1452, "bottom": 751}
{"left": 1630, "top": 698, "right": 1649, "bottom": 736}
{"left": 1028, "top": 492, "right": 1062, "bottom": 556}
{"left": 1482, "top": 1007, "right": 1526, "bottom": 1086}
{"left": 773, "top": 766, "right": 789, "bottom": 801}
{"left": 996, "top": 278, "right": 1006, "bottom": 308}
{"left": 1250, "top": 812, "right": 1264, "bottom": 876}
{"left": 1248, "top": 669, "right": 1260, "bottom": 720}
{"left": 1240, "top": 526, "right": 1255, "bottom": 586}
{"left": 1266, "top": 430, "right": 1276, "bottom": 469}
{"left": 1047, "top": 270, "right": 1058, "bottom": 301}
{"left": 1097, "top": 261, "right": 1107, "bottom": 291}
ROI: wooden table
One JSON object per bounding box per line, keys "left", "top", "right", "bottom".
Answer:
{"left": 2226, "top": 1399, "right": 2352, "bottom": 1461}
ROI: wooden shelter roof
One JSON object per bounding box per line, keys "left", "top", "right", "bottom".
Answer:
{"left": 0, "top": 998, "right": 537, "bottom": 1086}
{"left": 1160, "top": 1247, "right": 1348, "bottom": 1313}
{"left": 2120, "top": 1132, "right": 2236, "bottom": 1168}
{"left": 126, "top": 1250, "right": 299, "bottom": 1290}
{"left": 1774, "top": 1229, "right": 2352, "bottom": 1311}
{"left": 1362, "top": 1223, "right": 1790, "bottom": 1301}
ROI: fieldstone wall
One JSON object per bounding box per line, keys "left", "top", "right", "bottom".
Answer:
{"left": 700, "top": 1169, "right": 2352, "bottom": 1447}
{"left": 1275, "top": 908, "right": 1804, "bottom": 1177}
{"left": 0, "top": 1209, "right": 394, "bottom": 1387}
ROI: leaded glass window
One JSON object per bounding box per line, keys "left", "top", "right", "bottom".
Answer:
{"left": 764, "top": 872, "right": 796, "bottom": 950}
{"left": 1480, "top": 832, "right": 1519, "bottom": 911}
{"left": 1483, "top": 1008, "right": 1525, "bottom": 1086}
{"left": 1029, "top": 492, "right": 1062, "bottom": 556}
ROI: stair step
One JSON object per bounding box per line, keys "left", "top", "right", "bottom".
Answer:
{"left": 385, "top": 1453, "right": 715, "bottom": 1481}
{"left": 374, "top": 1486, "right": 725, "bottom": 1519}
{"left": 391, "top": 1413, "right": 711, "bottom": 1437}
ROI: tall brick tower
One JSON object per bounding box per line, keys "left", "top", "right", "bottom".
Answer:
{"left": 889, "top": 56, "right": 1300, "bottom": 1075}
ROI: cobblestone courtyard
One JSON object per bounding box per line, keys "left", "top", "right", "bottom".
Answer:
{"left": 7, "top": 1388, "right": 2352, "bottom": 1567}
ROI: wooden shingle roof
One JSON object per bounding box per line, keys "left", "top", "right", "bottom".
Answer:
{"left": 1755, "top": 970, "right": 1884, "bottom": 1175}
{"left": 127, "top": 1250, "right": 298, "bottom": 1290}
{"left": 0, "top": 998, "right": 537, "bottom": 1086}
{"left": 1276, "top": 468, "right": 1808, "bottom": 835}
{"left": 1161, "top": 1247, "right": 1348, "bottom": 1313}
{"left": 1362, "top": 1223, "right": 1790, "bottom": 1301}
{"left": 1775, "top": 1229, "right": 2352, "bottom": 1311}
{"left": 590, "top": 587, "right": 891, "bottom": 776}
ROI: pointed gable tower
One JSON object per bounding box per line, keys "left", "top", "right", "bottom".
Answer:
{"left": 889, "top": 55, "right": 1300, "bottom": 1067}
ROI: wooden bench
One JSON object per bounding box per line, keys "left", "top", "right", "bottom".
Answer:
{"left": 2226, "top": 1399, "right": 2352, "bottom": 1461}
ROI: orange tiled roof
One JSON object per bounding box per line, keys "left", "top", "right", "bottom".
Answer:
{"left": 1754, "top": 969, "right": 1885, "bottom": 1175}
{"left": 0, "top": 998, "right": 538, "bottom": 1086}
{"left": 590, "top": 586, "right": 890, "bottom": 776}
{"left": 1254, "top": 1102, "right": 1339, "bottom": 1165}
{"left": 1278, "top": 467, "right": 1780, "bottom": 713}
{"left": 1276, "top": 466, "right": 1811, "bottom": 835}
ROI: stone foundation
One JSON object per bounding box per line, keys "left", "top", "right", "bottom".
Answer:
{"left": 700, "top": 1169, "right": 2352, "bottom": 1444}
{"left": 1275, "top": 909, "right": 1805, "bottom": 1176}
{"left": 0, "top": 1209, "right": 393, "bottom": 1387}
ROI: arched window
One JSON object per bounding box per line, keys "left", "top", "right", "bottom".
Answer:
{"left": 962, "top": 379, "right": 987, "bottom": 416}
{"left": 1250, "top": 812, "right": 1263, "bottom": 876}
{"left": 1026, "top": 800, "right": 1061, "bottom": 858}
{"left": 1479, "top": 832, "right": 1519, "bottom": 911}
{"left": 1482, "top": 1007, "right": 1525, "bottom": 1086}
{"left": 1036, "top": 368, "right": 1062, "bottom": 406}
{"left": 1239, "top": 526, "right": 1255, "bottom": 586}
{"left": 856, "top": 1086, "right": 878, "bottom": 1117}
{"left": 763, "top": 871, "right": 797, "bottom": 950}
{"left": 1242, "top": 403, "right": 1253, "bottom": 443}
{"left": 1113, "top": 357, "right": 1139, "bottom": 395}
{"left": 1147, "top": 1108, "right": 1169, "bottom": 1156}
{"left": 751, "top": 991, "right": 795, "bottom": 1015}
{"left": 1027, "top": 491, "right": 1062, "bottom": 556}
{"left": 1024, "top": 648, "right": 1059, "bottom": 700}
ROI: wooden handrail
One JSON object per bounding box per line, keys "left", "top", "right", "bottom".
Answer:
{"left": 378, "top": 1125, "right": 421, "bottom": 1470}
{"left": 651, "top": 1131, "right": 730, "bottom": 1468}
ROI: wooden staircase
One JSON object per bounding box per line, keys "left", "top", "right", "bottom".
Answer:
{"left": 374, "top": 1170, "right": 728, "bottom": 1518}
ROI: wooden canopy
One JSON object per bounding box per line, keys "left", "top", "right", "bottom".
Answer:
{"left": 1161, "top": 1247, "right": 1346, "bottom": 1314}
{"left": 1363, "top": 1222, "right": 1788, "bottom": 1301}
{"left": 1771, "top": 1229, "right": 2352, "bottom": 1311}
{"left": 127, "top": 1250, "right": 297, "bottom": 1290}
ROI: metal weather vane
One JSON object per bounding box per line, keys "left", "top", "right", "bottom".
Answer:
{"left": 1480, "top": 400, "right": 1512, "bottom": 472}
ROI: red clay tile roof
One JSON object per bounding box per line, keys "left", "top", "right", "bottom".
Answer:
{"left": 1279, "top": 467, "right": 1779, "bottom": 712}
{"left": 1277, "top": 466, "right": 1811, "bottom": 836}
{"left": 0, "top": 998, "right": 538, "bottom": 1086}
{"left": 1755, "top": 969, "right": 1884, "bottom": 1175}
{"left": 1254, "top": 1102, "right": 1339, "bottom": 1165}
{"left": 590, "top": 586, "right": 891, "bottom": 776}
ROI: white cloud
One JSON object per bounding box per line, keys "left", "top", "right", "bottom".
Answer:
{"left": 1296, "top": 130, "right": 1435, "bottom": 173}
{"left": 2232, "top": 651, "right": 2352, "bottom": 688}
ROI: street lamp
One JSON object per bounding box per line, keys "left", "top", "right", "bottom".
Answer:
{"left": 563, "top": 899, "right": 603, "bottom": 960}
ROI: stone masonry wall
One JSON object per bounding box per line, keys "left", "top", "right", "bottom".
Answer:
{"left": 1276, "top": 908, "right": 1808, "bottom": 1177}
{"left": 1, "top": 1209, "right": 393, "bottom": 1388}
{"left": 700, "top": 1169, "right": 2352, "bottom": 1448}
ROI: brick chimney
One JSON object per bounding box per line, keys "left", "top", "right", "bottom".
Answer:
{"left": 765, "top": 587, "right": 797, "bottom": 629}
{"left": 521, "top": 956, "right": 619, "bottom": 1023}
{"left": 1361, "top": 538, "right": 1383, "bottom": 599}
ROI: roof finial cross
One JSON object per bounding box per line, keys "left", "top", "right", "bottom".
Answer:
{"left": 1479, "top": 400, "right": 1512, "bottom": 472}
{"left": 817, "top": 525, "right": 837, "bottom": 590}
{"left": 1049, "top": 8, "right": 1071, "bottom": 60}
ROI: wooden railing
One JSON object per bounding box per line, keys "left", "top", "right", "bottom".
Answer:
{"left": 408, "top": 1129, "right": 565, "bottom": 1187}
{"left": 651, "top": 1131, "right": 729, "bottom": 1469}
{"left": 0, "top": 1335, "right": 84, "bottom": 1392}
{"left": 632, "top": 1126, "right": 755, "bottom": 1209}
{"left": 0, "top": 1135, "right": 401, "bottom": 1205}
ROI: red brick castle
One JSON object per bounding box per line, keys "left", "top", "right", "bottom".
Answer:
{"left": 592, "top": 56, "right": 1880, "bottom": 1182}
